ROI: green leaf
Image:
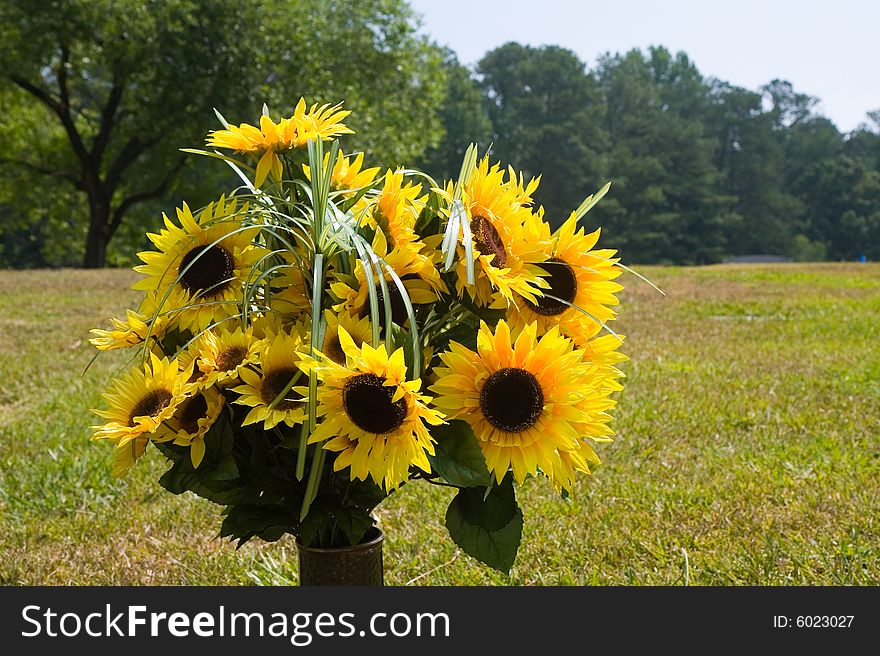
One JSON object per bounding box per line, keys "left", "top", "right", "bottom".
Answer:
{"left": 220, "top": 504, "right": 298, "bottom": 547}
{"left": 156, "top": 419, "right": 240, "bottom": 502}
{"left": 298, "top": 497, "right": 375, "bottom": 547}
{"left": 340, "top": 478, "right": 388, "bottom": 513}
{"left": 428, "top": 420, "right": 491, "bottom": 488}
{"left": 414, "top": 190, "right": 441, "bottom": 236}
{"left": 571, "top": 181, "right": 612, "bottom": 223}
{"left": 445, "top": 477, "right": 523, "bottom": 573}
{"left": 455, "top": 292, "right": 506, "bottom": 325}
{"left": 433, "top": 320, "right": 479, "bottom": 354}
{"left": 331, "top": 507, "right": 374, "bottom": 546}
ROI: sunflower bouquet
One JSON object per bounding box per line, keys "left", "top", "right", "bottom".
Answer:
{"left": 89, "top": 99, "right": 628, "bottom": 574}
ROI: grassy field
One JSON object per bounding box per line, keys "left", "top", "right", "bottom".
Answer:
{"left": 1, "top": 263, "right": 878, "bottom": 585}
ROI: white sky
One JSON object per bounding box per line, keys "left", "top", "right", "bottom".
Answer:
{"left": 409, "top": 0, "right": 880, "bottom": 132}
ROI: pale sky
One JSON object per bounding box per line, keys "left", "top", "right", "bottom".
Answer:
{"left": 409, "top": 0, "right": 880, "bottom": 132}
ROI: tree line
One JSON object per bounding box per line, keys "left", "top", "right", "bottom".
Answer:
{"left": 2, "top": 1, "right": 878, "bottom": 267}
{"left": 420, "top": 44, "right": 880, "bottom": 264}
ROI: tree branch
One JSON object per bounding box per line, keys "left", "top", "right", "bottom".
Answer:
{"left": 9, "top": 75, "right": 60, "bottom": 113}
{"left": 53, "top": 43, "right": 92, "bottom": 169}
{"left": 90, "top": 76, "right": 124, "bottom": 161}
{"left": 0, "top": 157, "right": 83, "bottom": 189}
{"left": 108, "top": 160, "right": 185, "bottom": 234}
{"left": 10, "top": 45, "right": 94, "bottom": 176}
{"left": 104, "top": 137, "right": 153, "bottom": 194}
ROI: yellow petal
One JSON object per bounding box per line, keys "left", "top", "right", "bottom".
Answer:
{"left": 255, "top": 150, "right": 275, "bottom": 188}
{"left": 191, "top": 438, "right": 206, "bottom": 468}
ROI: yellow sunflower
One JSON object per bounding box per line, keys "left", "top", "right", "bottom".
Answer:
{"left": 507, "top": 213, "right": 624, "bottom": 344}
{"left": 303, "top": 150, "right": 380, "bottom": 195}
{"left": 133, "top": 196, "right": 266, "bottom": 333}
{"left": 88, "top": 288, "right": 184, "bottom": 351}
{"left": 249, "top": 312, "right": 312, "bottom": 344}
{"left": 321, "top": 309, "right": 374, "bottom": 365}
{"left": 207, "top": 99, "right": 353, "bottom": 187}
{"left": 269, "top": 256, "right": 312, "bottom": 317}
{"left": 578, "top": 327, "right": 628, "bottom": 391}
{"left": 112, "top": 437, "right": 149, "bottom": 478}
{"left": 290, "top": 98, "right": 353, "bottom": 145}
{"left": 363, "top": 169, "right": 423, "bottom": 244}
{"left": 189, "top": 325, "right": 264, "bottom": 389}
{"left": 89, "top": 308, "right": 162, "bottom": 352}
{"left": 91, "top": 353, "right": 192, "bottom": 475}
{"left": 164, "top": 387, "right": 225, "bottom": 467}
{"left": 571, "top": 388, "right": 618, "bottom": 445}
{"left": 451, "top": 157, "right": 549, "bottom": 307}
{"left": 232, "top": 328, "right": 308, "bottom": 429}
{"left": 552, "top": 441, "right": 603, "bottom": 494}
{"left": 330, "top": 230, "right": 445, "bottom": 331}
{"left": 431, "top": 320, "right": 606, "bottom": 491}
{"left": 549, "top": 353, "right": 625, "bottom": 491}
{"left": 301, "top": 327, "right": 443, "bottom": 491}
{"left": 207, "top": 114, "right": 286, "bottom": 186}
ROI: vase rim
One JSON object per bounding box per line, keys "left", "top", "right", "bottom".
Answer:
{"left": 296, "top": 525, "right": 384, "bottom": 554}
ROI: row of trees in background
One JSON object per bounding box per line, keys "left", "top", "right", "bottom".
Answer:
{"left": 2, "top": 1, "right": 878, "bottom": 267}
{"left": 422, "top": 43, "right": 880, "bottom": 264}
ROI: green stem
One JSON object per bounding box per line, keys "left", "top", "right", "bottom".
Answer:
{"left": 296, "top": 252, "right": 325, "bottom": 480}
{"left": 300, "top": 446, "right": 326, "bottom": 522}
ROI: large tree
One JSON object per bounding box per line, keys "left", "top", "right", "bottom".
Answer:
{"left": 416, "top": 49, "right": 493, "bottom": 182}
{"left": 265, "top": 0, "right": 447, "bottom": 168}
{"left": 0, "top": 0, "right": 447, "bottom": 267}
{"left": 0, "top": 0, "right": 266, "bottom": 267}
{"left": 597, "top": 47, "right": 731, "bottom": 264}
{"left": 478, "top": 43, "right": 608, "bottom": 224}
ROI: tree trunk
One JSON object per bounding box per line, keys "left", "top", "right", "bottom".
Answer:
{"left": 83, "top": 190, "right": 111, "bottom": 268}
{"left": 83, "top": 220, "right": 109, "bottom": 268}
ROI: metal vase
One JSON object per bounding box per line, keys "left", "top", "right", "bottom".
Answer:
{"left": 297, "top": 526, "right": 385, "bottom": 586}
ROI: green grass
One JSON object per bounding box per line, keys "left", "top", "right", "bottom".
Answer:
{"left": 1, "top": 263, "right": 878, "bottom": 585}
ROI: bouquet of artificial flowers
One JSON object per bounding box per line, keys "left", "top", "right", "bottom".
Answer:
{"left": 89, "top": 99, "right": 627, "bottom": 573}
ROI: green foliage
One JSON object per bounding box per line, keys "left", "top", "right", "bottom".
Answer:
{"left": 220, "top": 504, "right": 300, "bottom": 547}
{"left": 797, "top": 154, "right": 880, "bottom": 259}
{"left": 156, "top": 419, "right": 241, "bottom": 504}
{"left": 788, "top": 235, "right": 827, "bottom": 262}
{"left": 154, "top": 408, "right": 302, "bottom": 545}
{"left": 298, "top": 497, "right": 374, "bottom": 548}
{"left": 597, "top": 47, "right": 732, "bottom": 264}
{"left": 0, "top": 87, "right": 85, "bottom": 266}
{"left": 153, "top": 397, "right": 385, "bottom": 549}
{"left": 445, "top": 476, "right": 523, "bottom": 573}
{"left": 416, "top": 50, "right": 492, "bottom": 181}
{"left": 0, "top": 0, "right": 448, "bottom": 267}
{"left": 414, "top": 41, "right": 880, "bottom": 265}
{"left": 0, "top": 0, "right": 270, "bottom": 267}
{"left": 478, "top": 43, "right": 607, "bottom": 224}
{"left": 4, "top": 1, "right": 879, "bottom": 269}
{"left": 428, "top": 420, "right": 492, "bottom": 488}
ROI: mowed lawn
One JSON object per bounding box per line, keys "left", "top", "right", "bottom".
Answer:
{"left": 0, "top": 263, "right": 878, "bottom": 585}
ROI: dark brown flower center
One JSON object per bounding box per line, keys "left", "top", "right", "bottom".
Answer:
{"left": 260, "top": 367, "right": 300, "bottom": 410}
{"left": 216, "top": 345, "right": 248, "bottom": 372}
{"left": 322, "top": 331, "right": 347, "bottom": 365}
{"left": 471, "top": 215, "right": 507, "bottom": 268}
{"left": 524, "top": 257, "right": 578, "bottom": 316}
{"left": 178, "top": 393, "right": 209, "bottom": 434}
{"left": 178, "top": 244, "right": 234, "bottom": 295}
{"left": 342, "top": 373, "right": 408, "bottom": 434}
{"left": 128, "top": 389, "right": 173, "bottom": 426}
{"left": 480, "top": 367, "right": 544, "bottom": 433}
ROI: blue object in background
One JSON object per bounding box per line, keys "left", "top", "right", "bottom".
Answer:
{"left": 858, "top": 254, "right": 867, "bottom": 263}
